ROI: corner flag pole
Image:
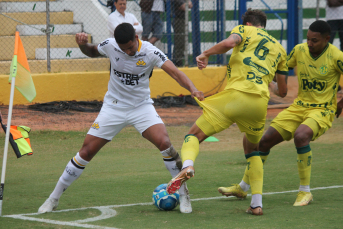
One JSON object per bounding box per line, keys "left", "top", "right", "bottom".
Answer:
{"left": 0, "top": 32, "right": 19, "bottom": 216}
{"left": 0, "top": 76, "right": 16, "bottom": 217}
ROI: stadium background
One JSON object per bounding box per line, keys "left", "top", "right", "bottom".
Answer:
{"left": 0, "top": 0, "right": 342, "bottom": 123}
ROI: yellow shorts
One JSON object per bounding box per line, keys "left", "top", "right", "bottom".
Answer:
{"left": 195, "top": 89, "right": 268, "bottom": 143}
{"left": 270, "top": 103, "right": 335, "bottom": 141}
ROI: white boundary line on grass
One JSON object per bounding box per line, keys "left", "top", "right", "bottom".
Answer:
{"left": 3, "top": 185, "right": 343, "bottom": 229}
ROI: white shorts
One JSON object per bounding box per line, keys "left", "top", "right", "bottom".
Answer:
{"left": 87, "top": 102, "right": 164, "bottom": 140}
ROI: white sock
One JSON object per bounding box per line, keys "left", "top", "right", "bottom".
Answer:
{"left": 239, "top": 180, "right": 250, "bottom": 192}
{"left": 299, "top": 185, "right": 310, "bottom": 193}
{"left": 163, "top": 160, "right": 180, "bottom": 178}
{"left": 182, "top": 160, "right": 194, "bottom": 170}
{"left": 50, "top": 152, "right": 89, "bottom": 200}
{"left": 251, "top": 194, "right": 262, "bottom": 208}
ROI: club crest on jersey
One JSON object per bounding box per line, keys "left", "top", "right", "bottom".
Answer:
{"left": 319, "top": 64, "right": 328, "bottom": 75}
{"left": 91, "top": 122, "right": 100, "bottom": 130}
{"left": 136, "top": 59, "right": 146, "bottom": 67}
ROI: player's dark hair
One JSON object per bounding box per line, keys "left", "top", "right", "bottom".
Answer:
{"left": 114, "top": 23, "right": 135, "bottom": 44}
{"left": 242, "top": 8, "right": 267, "bottom": 28}
{"left": 309, "top": 20, "right": 331, "bottom": 36}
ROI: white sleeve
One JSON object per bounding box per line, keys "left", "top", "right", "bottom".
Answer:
{"left": 107, "top": 14, "right": 119, "bottom": 38}
{"left": 132, "top": 15, "right": 143, "bottom": 35}
{"left": 97, "top": 39, "right": 110, "bottom": 56}
{"left": 149, "top": 46, "right": 168, "bottom": 68}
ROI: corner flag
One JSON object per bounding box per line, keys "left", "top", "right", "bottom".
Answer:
{"left": 1, "top": 32, "right": 35, "bottom": 216}
{"left": 9, "top": 31, "right": 36, "bottom": 102}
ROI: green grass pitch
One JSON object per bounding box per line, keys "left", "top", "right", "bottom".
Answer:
{"left": 0, "top": 116, "right": 342, "bottom": 229}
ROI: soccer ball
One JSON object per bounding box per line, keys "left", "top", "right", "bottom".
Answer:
{"left": 152, "top": 183, "right": 179, "bottom": 211}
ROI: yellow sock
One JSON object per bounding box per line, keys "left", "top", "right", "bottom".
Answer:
{"left": 260, "top": 151, "right": 270, "bottom": 165}
{"left": 296, "top": 145, "right": 312, "bottom": 186}
{"left": 246, "top": 152, "right": 263, "bottom": 195}
{"left": 181, "top": 134, "right": 200, "bottom": 163}
{"left": 242, "top": 165, "right": 250, "bottom": 185}
{"left": 242, "top": 151, "right": 269, "bottom": 185}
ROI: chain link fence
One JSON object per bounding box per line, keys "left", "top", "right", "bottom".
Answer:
{"left": 0, "top": 0, "right": 341, "bottom": 75}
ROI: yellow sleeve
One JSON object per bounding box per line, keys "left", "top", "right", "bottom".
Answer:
{"left": 230, "top": 25, "right": 246, "bottom": 41}
{"left": 336, "top": 51, "right": 343, "bottom": 74}
{"left": 276, "top": 49, "right": 289, "bottom": 75}
{"left": 287, "top": 47, "right": 297, "bottom": 69}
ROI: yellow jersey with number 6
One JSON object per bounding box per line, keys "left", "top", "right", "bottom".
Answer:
{"left": 224, "top": 25, "right": 288, "bottom": 100}
{"left": 287, "top": 43, "right": 343, "bottom": 111}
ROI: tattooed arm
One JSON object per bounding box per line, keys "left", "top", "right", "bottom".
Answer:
{"left": 196, "top": 34, "right": 242, "bottom": 70}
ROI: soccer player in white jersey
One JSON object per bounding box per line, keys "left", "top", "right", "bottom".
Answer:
{"left": 38, "top": 23, "right": 204, "bottom": 214}
{"left": 219, "top": 20, "right": 343, "bottom": 207}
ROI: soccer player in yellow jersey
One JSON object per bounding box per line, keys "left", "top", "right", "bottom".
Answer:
{"left": 166, "top": 9, "right": 288, "bottom": 215}
{"left": 221, "top": 20, "right": 343, "bottom": 207}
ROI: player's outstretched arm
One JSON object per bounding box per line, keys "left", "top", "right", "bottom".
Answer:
{"left": 75, "top": 32, "right": 101, "bottom": 58}
{"left": 161, "top": 60, "right": 204, "bottom": 101}
{"left": 270, "top": 73, "right": 288, "bottom": 98}
{"left": 196, "top": 34, "right": 242, "bottom": 70}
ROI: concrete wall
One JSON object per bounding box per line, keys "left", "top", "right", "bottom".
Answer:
{"left": 0, "top": 66, "right": 227, "bottom": 105}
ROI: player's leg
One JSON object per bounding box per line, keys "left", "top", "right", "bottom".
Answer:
{"left": 218, "top": 126, "right": 284, "bottom": 199}
{"left": 133, "top": 104, "right": 190, "bottom": 213}
{"left": 293, "top": 120, "right": 316, "bottom": 206}
{"left": 241, "top": 133, "right": 263, "bottom": 215}
{"left": 164, "top": 122, "right": 207, "bottom": 193}
{"left": 38, "top": 135, "right": 109, "bottom": 213}
{"left": 38, "top": 103, "right": 125, "bottom": 213}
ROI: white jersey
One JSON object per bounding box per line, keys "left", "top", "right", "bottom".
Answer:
{"left": 97, "top": 38, "right": 168, "bottom": 107}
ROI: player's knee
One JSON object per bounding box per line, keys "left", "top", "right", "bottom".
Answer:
{"left": 259, "top": 134, "right": 273, "bottom": 152}
{"left": 294, "top": 132, "right": 311, "bottom": 146}
{"left": 157, "top": 137, "right": 171, "bottom": 151}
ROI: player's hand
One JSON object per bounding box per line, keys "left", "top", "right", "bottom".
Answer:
{"left": 196, "top": 53, "right": 209, "bottom": 70}
{"left": 192, "top": 90, "right": 204, "bottom": 101}
{"left": 75, "top": 32, "right": 89, "bottom": 45}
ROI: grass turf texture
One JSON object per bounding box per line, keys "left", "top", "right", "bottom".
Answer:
{"left": 0, "top": 117, "right": 342, "bottom": 229}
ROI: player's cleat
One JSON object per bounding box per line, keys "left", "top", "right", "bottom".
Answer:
{"left": 38, "top": 197, "right": 59, "bottom": 213}
{"left": 218, "top": 184, "right": 248, "bottom": 199}
{"left": 167, "top": 166, "right": 194, "bottom": 195}
{"left": 179, "top": 194, "right": 192, "bottom": 213}
{"left": 246, "top": 206, "right": 263, "bottom": 215}
{"left": 293, "top": 191, "right": 313, "bottom": 206}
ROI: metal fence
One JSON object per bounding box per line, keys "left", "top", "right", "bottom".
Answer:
{"left": 0, "top": 0, "right": 340, "bottom": 75}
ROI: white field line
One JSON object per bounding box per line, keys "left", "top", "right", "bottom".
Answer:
{"left": 3, "top": 185, "right": 343, "bottom": 229}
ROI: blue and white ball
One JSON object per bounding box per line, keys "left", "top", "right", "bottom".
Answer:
{"left": 152, "top": 183, "right": 179, "bottom": 211}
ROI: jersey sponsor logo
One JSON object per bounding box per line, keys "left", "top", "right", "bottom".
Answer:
{"left": 91, "top": 122, "right": 100, "bottom": 130}
{"left": 115, "top": 57, "right": 119, "bottom": 62}
{"left": 319, "top": 64, "right": 328, "bottom": 75}
{"left": 99, "top": 40, "right": 109, "bottom": 47}
{"left": 337, "top": 60, "right": 343, "bottom": 72}
{"left": 134, "top": 53, "right": 146, "bottom": 58}
{"left": 243, "top": 57, "right": 269, "bottom": 75}
{"left": 301, "top": 76, "right": 327, "bottom": 93}
{"left": 327, "top": 53, "right": 333, "bottom": 60}
{"left": 248, "top": 124, "right": 264, "bottom": 132}
{"left": 154, "top": 51, "right": 167, "bottom": 62}
{"left": 309, "top": 65, "right": 316, "bottom": 69}
{"left": 136, "top": 59, "right": 146, "bottom": 66}
{"left": 113, "top": 68, "right": 145, "bottom": 86}
{"left": 297, "top": 60, "right": 305, "bottom": 65}
{"left": 299, "top": 45, "right": 306, "bottom": 53}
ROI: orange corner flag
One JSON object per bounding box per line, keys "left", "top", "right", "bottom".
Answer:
{"left": 9, "top": 32, "right": 36, "bottom": 102}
